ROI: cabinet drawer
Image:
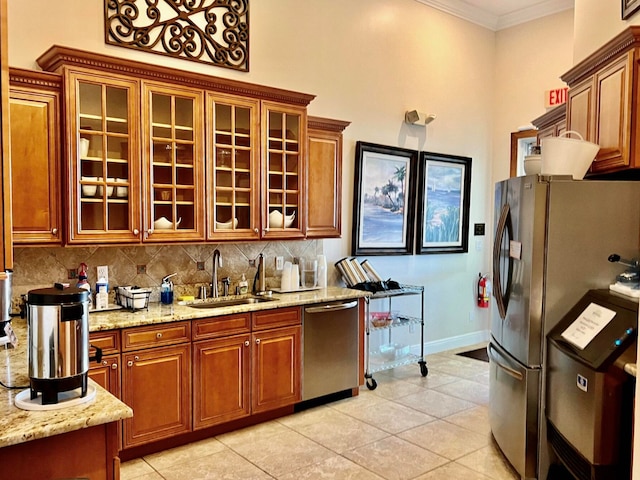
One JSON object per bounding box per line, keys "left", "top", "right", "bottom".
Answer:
{"left": 89, "top": 330, "right": 120, "bottom": 355}
{"left": 252, "top": 306, "right": 301, "bottom": 330}
{"left": 122, "top": 321, "right": 191, "bottom": 351}
{"left": 192, "top": 314, "right": 251, "bottom": 341}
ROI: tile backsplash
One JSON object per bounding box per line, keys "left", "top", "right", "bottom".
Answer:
{"left": 12, "top": 240, "right": 335, "bottom": 309}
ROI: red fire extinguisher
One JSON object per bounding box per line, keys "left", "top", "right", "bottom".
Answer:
{"left": 477, "top": 273, "right": 491, "bottom": 308}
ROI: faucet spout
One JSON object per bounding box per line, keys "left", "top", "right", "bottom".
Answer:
{"left": 212, "top": 249, "right": 222, "bottom": 298}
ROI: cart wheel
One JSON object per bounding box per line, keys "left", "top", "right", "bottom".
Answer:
{"left": 366, "top": 377, "right": 377, "bottom": 390}
{"left": 419, "top": 362, "right": 428, "bottom": 377}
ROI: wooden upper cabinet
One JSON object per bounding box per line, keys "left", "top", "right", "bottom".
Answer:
{"left": 9, "top": 68, "right": 62, "bottom": 244}
{"left": 65, "top": 68, "right": 142, "bottom": 244}
{"left": 206, "top": 92, "right": 260, "bottom": 240}
{"left": 142, "top": 82, "right": 205, "bottom": 242}
{"left": 531, "top": 104, "right": 566, "bottom": 145}
{"left": 307, "top": 116, "right": 350, "bottom": 238}
{"left": 262, "top": 101, "right": 307, "bottom": 239}
{"left": 561, "top": 27, "right": 640, "bottom": 176}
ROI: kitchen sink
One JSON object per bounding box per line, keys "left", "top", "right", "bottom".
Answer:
{"left": 188, "top": 297, "right": 278, "bottom": 309}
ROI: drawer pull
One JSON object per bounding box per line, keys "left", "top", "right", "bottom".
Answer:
{"left": 127, "top": 360, "right": 133, "bottom": 367}
{"left": 255, "top": 338, "right": 261, "bottom": 345}
{"left": 134, "top": 355, "right": 139, "bottom": 361}
{"left": 111, "top": 363, "right": 118, "bottom": 370}
{"left": 244, "top": 340, "right": 250, "bottom": 347}
{"left": 156, "top": 332, "right": 163, "bottom": 339}
{"left": 102, "top": 360, "right": 108, "bottom": 366}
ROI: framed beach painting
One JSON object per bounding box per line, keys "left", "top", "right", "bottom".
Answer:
{"left": 352, "top": 142, "right": 417, "bottom": 255}
{"left": 416, "top": 152, "right": 471, "bottom": 254}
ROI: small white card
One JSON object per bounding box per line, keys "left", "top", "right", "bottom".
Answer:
{"left": 509, "top": 240, "right": 522, "bottom": 260}
{"left": 561, "top": 302, "right": 616, "bottom": 350}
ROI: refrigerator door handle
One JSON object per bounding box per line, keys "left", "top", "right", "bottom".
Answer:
{"left": 493, "top": 203, "right": 513, "bottom": 320}
{"left": 487, "top": 343, "right": 524, "bottom": 381}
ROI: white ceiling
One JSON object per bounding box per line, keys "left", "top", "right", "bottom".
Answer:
{"left": 415, "top": 0, "right": 574, "bottom": 31}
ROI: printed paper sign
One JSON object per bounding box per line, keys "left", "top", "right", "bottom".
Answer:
{"left": 561, "top": 302, "right": 616, "bottom": 350}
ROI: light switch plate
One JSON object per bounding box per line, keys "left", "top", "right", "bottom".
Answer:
{"left": 97, "top": 265, "right": 109, "bottom": 282}
{"left": 275, "top": 256, "right": 284, "bottom": 270}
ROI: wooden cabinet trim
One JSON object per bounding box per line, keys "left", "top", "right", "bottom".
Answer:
{"left": 252, "top": 306, "right": 301, "bottom": 330}
{"left": 192, "top": 313, "right": 251, "bottom": 341}
{"left": 37, "top": 45, "right": 315, "bottom": 107}
{"left": 122, "top": 321, "right": 191, "bottom": 351}
{"left": 89, "top": 330, "right": 120, "bottom": 355}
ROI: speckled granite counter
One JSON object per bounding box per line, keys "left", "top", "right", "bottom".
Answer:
{"left": 0, "top": 320, "right": 133, "bottom": 448}
{"left": 0, "top": 286, "right": 366, "bottom": 449}
{"left": 88, "top": 286, "right": 369, "bottom": 331}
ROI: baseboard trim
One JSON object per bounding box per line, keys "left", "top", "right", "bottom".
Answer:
{"left": 409, "top": 330, "right": 490, "bottom": 356}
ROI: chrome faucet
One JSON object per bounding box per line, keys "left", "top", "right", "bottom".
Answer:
{"left": 211, "top": 249, "right": 222, "bottom": 298}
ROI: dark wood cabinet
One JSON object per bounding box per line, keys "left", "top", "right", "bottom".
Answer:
{"left": 9, "top": 68, "right": 62, "bottom": 244}
{"left": 307, "top": 116, "right": 350, "bottom": 238}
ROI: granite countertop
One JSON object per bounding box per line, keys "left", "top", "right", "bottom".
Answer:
{"left": 0, "top": 286, "right": 366, "bottom": 449}
{"left": 0, "top": 320, "right": 133, "bottom": 449}
{"left": 88, "top": 286, "right": 369, "bottom": 331}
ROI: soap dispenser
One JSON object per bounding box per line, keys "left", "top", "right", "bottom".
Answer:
{"left": 161, "top": 273, "right": 177, "bottom": 304}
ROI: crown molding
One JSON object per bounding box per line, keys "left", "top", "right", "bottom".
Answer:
{"left": 415, "top": 0, "right": 574, "bottom": 31}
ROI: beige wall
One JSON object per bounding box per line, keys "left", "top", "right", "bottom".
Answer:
{"left": 492, "top": 10, "right": 574, "bottom": 184}
{"left": 5, "top": 0, "right": 566, "bottom": 350}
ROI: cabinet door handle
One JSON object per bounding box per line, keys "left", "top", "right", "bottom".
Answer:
{"left": 51, "top": 228, "right": 58, "bottom": 235}
{"left": 111, "top": 363, "right": 118, "bottom": 370}
{"left": 134, "top": 355, "right": 139, "bottom": 361}
{"left": 244, "top": 340, "right": 250, "bottom": 347}
{"left": 133, "top": 228, "right": 140, "bottom": 235}
{"left": 156, "top": 332, "right": 163, "bottom": 339}
{"left": 254, "top": 228, "right": 259, "bottom": 234}
{"left": 255, "top": 338, "right": 261, "bottom": 345}
{"left": 127, "top": 360, "right": 134, "bottom": 367}
{"left": 102, "top": 360, "right": 108, "bottom": 366}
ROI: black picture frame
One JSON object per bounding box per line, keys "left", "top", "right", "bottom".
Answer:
{"left": 622, "top": 0, "right": 640, "bottom": 19}
{"left": 416, "top": 152, "right": 471, "bottom": 254}
{"left": 352, "top": 141, "right": 418, "bottom": 256}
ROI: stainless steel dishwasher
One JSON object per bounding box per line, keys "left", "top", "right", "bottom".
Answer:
{"left": 302, "top": 300, "right": 360, "bottom": 401}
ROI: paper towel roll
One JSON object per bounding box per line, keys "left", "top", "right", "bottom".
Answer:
{"left": 281, "top": 262, "right": 292, "bottom": 291}
{"left": 290, "top": 264, "right": 299, "bottom": 291}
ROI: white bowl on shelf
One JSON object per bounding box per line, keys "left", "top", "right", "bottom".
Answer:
{"left": 81, "top": 176, "right": 98, "bottom": 197}
{"left": 97, "top": 178, "right": 115, "bottom": 198}
{"left": 115, "top": 178, "right": 128, "bottom": 198}
{"left": 268, "top": 210, "right": 295, "bottom": 228}
{"left": 216, "top": 218, "right": 238, "bottom": 230}
{"left": 80, "top": 138, "right": 90, "bottom": 158}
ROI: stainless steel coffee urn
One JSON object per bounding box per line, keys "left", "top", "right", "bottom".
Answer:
{"left": 0, "top": 270, "right": 12, "bottom": 338}
{"left": 27, "top": 285, "right": 92, "bottom": 405}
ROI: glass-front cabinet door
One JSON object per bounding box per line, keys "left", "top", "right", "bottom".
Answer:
{"left": 142, "top": 83, "right": 205, "bottom": 242}
{"left": 207, "top": 93, "right": 260, "bottom": 240}
{"left": 261, "top": 101, "right": 306, "bottom": 239}
{"left": 68, "top": 70, "right": 141, "bottom": 243}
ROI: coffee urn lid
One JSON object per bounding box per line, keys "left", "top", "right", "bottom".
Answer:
{"left": 28, "top": 286, "right": 89, "bottom": 305}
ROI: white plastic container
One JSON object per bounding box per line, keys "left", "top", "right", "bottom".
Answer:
{"left": 541, "top": 131, "right": 599, "bottom": 179}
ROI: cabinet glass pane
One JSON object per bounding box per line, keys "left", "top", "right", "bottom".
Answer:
{"left": 76, "top": 79, "right": 132, "bottom": 236}
{"left": 150, "top": 92, "right": 196, "bottom": 232}
{"left": 265, "top": 108, "right": 302, "bottom": 229}
{"left": 211, "top": 98, "right": 257, "bottom": 231}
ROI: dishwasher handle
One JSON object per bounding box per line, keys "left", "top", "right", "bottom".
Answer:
{"left": 305, "top": 300, "right": 358, "bottom": 314}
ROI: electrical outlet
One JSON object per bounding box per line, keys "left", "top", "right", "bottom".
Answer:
{"left": 275, "top": 256, "right": 284, "bottom": 270}
{"left": 196, "top": 261, "right": 205, "bottom": 271}
{"left": 96, "top": 266, "right": 109, "bottom": 281}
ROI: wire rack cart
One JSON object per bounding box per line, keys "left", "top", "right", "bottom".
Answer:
{"left": 364, "top": 284, "right": 426, "bottom": 390}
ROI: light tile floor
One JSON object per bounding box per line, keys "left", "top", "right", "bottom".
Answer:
{"left": 120, "top": 346, "right": 519, "bottom": 480}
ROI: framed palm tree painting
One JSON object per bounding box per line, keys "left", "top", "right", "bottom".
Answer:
{"left": 352, "top": 142, "right": 417, "bottom": 255}
{"left": 416, "top": 152, "right": 471, "bottom": 254}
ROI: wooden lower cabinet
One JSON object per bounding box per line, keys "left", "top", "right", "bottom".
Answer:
{"left": 252, "top": 325, "right": 301, "bottom": 413}
{"left": 121, "top": 343, "right": 192, "bottom": 448}
{"left": 193, "top": 333, "right": 251, "bottom": 429}
{"left": 0, "top": 422, "right": 120, "bottom": 480}
{"left": 193, "top": 309, "right": 302, "bottom": 427}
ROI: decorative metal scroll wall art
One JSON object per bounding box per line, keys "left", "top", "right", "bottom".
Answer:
{"left": 105, "top": 0, "right": 249, "bottom": 71}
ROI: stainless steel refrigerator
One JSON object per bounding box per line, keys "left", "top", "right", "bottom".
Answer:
{"left": 488, "top": 174, "right": 640, "bottom": 480}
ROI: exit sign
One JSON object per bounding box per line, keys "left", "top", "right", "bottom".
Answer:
{"left": 545, "top": 87, "right": 568, "bottom": 108}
